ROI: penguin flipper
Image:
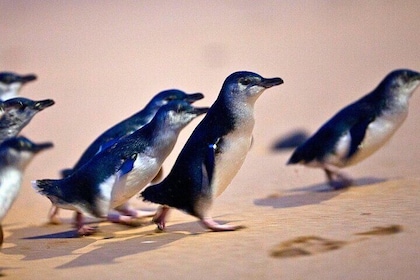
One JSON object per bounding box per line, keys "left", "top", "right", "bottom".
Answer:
{"left": 110, "top": 153, "right": 138, "bottom": 206}
{"left": 347, "top": 117, "right": 374, "bottom": 159}
{"left": 118, "top": 153, "right": 137, "bottom": 176}
{"left": 203, "top": 140, "right": 218, "bottom": 187}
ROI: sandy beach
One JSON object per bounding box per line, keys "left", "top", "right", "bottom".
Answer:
{"left": 1, "top": 1, "right": 420, "bottom": 279}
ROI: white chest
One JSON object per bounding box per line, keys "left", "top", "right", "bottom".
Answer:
{"left": 347, "top": 110, "right": 408, "bottom": 165}
{"left": 0, "top": 169, "right": 22, "bottom": 221}
{"left": 211, "top": 119, "right": 254, "bottom": 197}
{"left": 108, "top": 155, "right": 160, "bottom": 208}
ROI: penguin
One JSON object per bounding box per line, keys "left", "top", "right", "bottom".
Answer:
{"left": 33, "top": 100, "right": 208, "bottom": 236}
{"left": 0, "top": 72, "right": 37, "bottom": 101}
{"left": 0, "top": 137, "right": 53, "bottom": 247}
{"left": 60, "top": 89, "right": 204, "bottom": 177}
{"left": 0, "top": 98, "right": 55, "bottom": 143}
{"left": 49, "top": 90, "right": 203, "bottom": 225}
{"left": 141, "top": 71, "right": 283, "bottom": 232}
{"left": 287, "top": 69, "right": 420, "bottom": 189}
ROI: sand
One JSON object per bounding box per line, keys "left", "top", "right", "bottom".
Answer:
{"left": 1, "top": 1, "right": 419, "bottom": 279}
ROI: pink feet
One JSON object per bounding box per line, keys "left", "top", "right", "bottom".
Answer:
{"left": 74, "top": 212, "right": 96, "bottom": 236}
{"left": 107, "top": 203, "right": 156, "bottom": 226}
{"left": 201, "top": 217, "right": 244, "bottom": 232}
{"left": 324, "top": 166, "right": 353, "bottom": 189}
{"left": 153, "top": 206, "right": 170, "bottom": 231}
{"left": 152, "top": 206, "right": 243, "bottom": 232}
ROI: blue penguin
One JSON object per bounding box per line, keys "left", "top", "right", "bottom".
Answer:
{"left": 141, "top": 71, "right": 283, "bottom": 232}
{"left": 287, "top": 69, "right": 420, "bottom": 189}
{"left": 61, "top": 89, "right": 203, "bottom": 177}
{"left": 33, "top": 100, "right": 208, "bottom": 235}
{"left": 0, "top": 98, "right": 55, "bottom": 143}
{"left": 0, "top": 137, "right": 53, "bottom": 247}
{"left": 0, "top": 72, "right": 37, "bottom": 101}
{"left": 49, "top": 90, "right": 203, "bottom": 224}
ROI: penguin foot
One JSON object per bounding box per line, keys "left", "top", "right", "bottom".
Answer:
{"left": 114, "top": 203, "right": 156, "bottom": 218}
{"left": 74, "top": 212, "right": 97, "bottom": 236}
{"left": 153, "top": 206, "right": 170, "bottom": 231}
{"left": 77, "top": 225, "right": 97, "bottom": 236}
{"left": 48, "top": 205, "right": 62, "bottom": 225}
{"left": 201, "top": 217, "right": 243, "bottom": 232}
{"left": 324, "top": 167, "right": 353, "bottom": 189}
{"left": 107, "top": 212, "right": 150, "bottom": 227}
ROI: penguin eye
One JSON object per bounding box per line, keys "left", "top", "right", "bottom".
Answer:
{"left": 240, "top": 78, "right": 252, "bottom": 86}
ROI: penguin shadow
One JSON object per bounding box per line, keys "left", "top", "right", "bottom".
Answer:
{"left": 0, "top": 222, "right": 96, "bottom": 261}
{"left": 270, "top": 129, "right": 309, "bottom": 151}
{"left": 56, "top": 220, "right": 205, "bottom": 269}
{"left": 254, "top": 177, "right": 386, "bottom": 209}
{"left": 270, "top": 224, "right": 403, "bottom": 258}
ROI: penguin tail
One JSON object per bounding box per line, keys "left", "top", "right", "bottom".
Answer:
{"left": 60, "top": 168, "right": 73, "bottom": 178}
{"left": 140, "top": 183, "right": 175, "bottom": 206}
{"left": 140, "top": 184, "right": 161, "bottom": 204}
{"left": 32, "top": 179, "right": 63, "bottom": 199}
{"left": 287, "top": 152, "right": 301, "bottom": 165}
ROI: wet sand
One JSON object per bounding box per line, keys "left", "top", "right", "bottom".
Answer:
{"left": 1, "top": 2, "right": 420, "bottom": 279}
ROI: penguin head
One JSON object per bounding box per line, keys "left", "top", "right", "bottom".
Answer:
{"left": 0, "top": 72, "right": 37, "bottom": 97}
{"left": 148, "top": 89, "right": 204, "bottom": 110}
{"left": 0, "top": 136, "right": 53, "bottom": 170}
{"left": 154, "top": 100, "right": 208, "bottom": 131}
{"left": 383, "top": 69, "right": 420, "bottom": 99}
{"left": 221, "top": 71, "right": 283, "bottom": 105}
{"left": 0, "top": 98, "right": 55, "bottom": 126}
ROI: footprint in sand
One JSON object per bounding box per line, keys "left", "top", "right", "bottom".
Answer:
{"left": 270, "top": 225, "right": 402, "bottom": 258}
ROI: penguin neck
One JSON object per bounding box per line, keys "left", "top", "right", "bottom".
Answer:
{"left": 135, "top": 118, "right": 180, "bottom": 155}
{"left": 215, "top": 94, "right": 256, "bottom": 130}
{"left": 127, "top": 105, "right": 158, "bottom": 124}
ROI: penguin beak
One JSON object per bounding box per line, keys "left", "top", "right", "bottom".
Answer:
{"left": 411, "top": 72, "right": 420, "bottom": 82}
{"left": 21, "top": 74, "right": 37, "bottom": 84}
{"left": 32, "top": 142, "right": 54, "bottom": 153}
{"left": 34, "top": 99, "right": 55, "bottom": 111}
{"left": 191, "top": 106, "right": 209, "bottom": 116}
{"left": 185, "top": 93, "right": 205, "bottom": 104}
{"left": 259, "top": 77, "right": 284, "bottom": 88}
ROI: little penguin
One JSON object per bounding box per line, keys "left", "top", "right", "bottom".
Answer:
{"left": 287, "top": 69, "right": 420, "bottom": 189}
{"left": 33, "top": 100, "right": 208, "bottom": 236}
{"left": 61, "top": 89, "right": 204, "bottom": 177}
{"left": 0, "top": 98, "right": 55, "bottom": 143}
{"left": 141, "top": 71, "right": 283, "bottom": 232}
{"left": 0, "top": 137, "right": 53, "bottom": 247}
{"left": 50, "top": 90, "right": 203, "bottom": 224}
{"left": 0, "top": 72, "right": 37, "bottom": 101}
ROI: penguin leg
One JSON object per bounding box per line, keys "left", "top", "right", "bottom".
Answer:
{"left": 74, "top": 212, "right": 97, "bottom": 236}
{"left": 153, "top": 206, "right": 171, "bottom": 231}
{"left": 48, "top": 205, "right": 62, "bottom": 225}
{"left": 0, "top": 224, "right": 3, "bottom": 247}
{"left": 323, "top": 165, "right": 353, "bottom": 189}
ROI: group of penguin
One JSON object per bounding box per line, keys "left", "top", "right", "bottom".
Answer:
{"left": 0, "top": 69, "right": 419, "bottom": 246}
{"left": 0, "top": 72, "right": 56, "bottom": 246}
